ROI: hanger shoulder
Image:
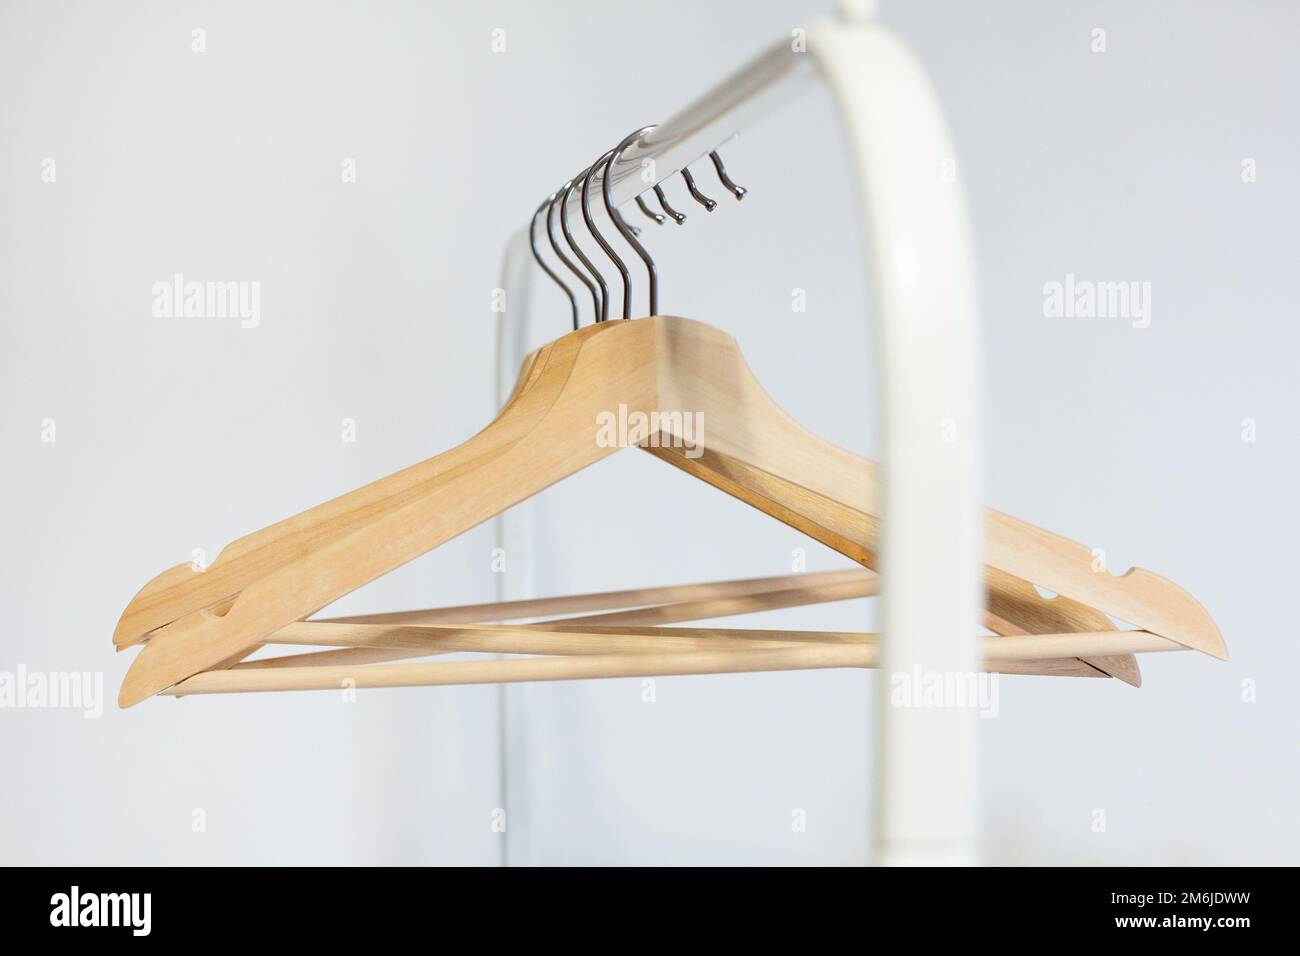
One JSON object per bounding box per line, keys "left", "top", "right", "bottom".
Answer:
{"left": 118, "top": 320, "right": 658, "bottom": 705}
{"left": 644, "top": 315, "right": 1223, "bottom": 662}
{"left": 653, "top": 316, "right": 876, "bottom": 527}
{"left": 984, "top": 509, "right": 1225, "bottom": 659}
{"left": 112, "top": 327, "right": 597, "bottom": 650}
{"left": 117, "top": 315, "right": 1219, "bottom": 706}
{"left": 983, "top": 567, "right": 1140, "bottom": 686}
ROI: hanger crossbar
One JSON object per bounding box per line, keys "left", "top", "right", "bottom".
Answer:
{"left": 169, "top": 629, "right": 1185, "bottom": 696}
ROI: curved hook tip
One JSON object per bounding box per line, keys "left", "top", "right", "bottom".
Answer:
{"left": 681, "top": 168, "right": 717, "bottom": 211}
{"left": 635, "top": 194, "right": 666, "bottom": 225}
{"left": 709, "top": 150, "right": 748, "bottom": 201}
{"left": 653, "top": 184, "right": 687, "bottom": 224}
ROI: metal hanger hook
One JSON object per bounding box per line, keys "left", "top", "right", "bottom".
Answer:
{"left": 709, "top": 149, "right": 747, "bottom": 200}
{"left": 635, "top": 195, "right": 665, "bottom": 225}
{"left": 561, "top": 170, "right": 610, "bottom": 324}
{"left": 604, "top": 126, "right": 660, "bottom": 318}
{"left": 530, "top": 196, "right": 578, "bottom": 330}
{"left": 653, "top": 183, "right": 686, "bottom": 224}
{"left": 546, "top": 185, "right": 600, "bottom": 327}
{"left": 681, "top": 167, "right": 717, "bottom": 211}
{"left": 582, "top": 148, "right": 631, "bottom": 322}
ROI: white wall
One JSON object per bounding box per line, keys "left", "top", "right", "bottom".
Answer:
{"left": 1, "top": 0, "right": 1296, "bottom": 865}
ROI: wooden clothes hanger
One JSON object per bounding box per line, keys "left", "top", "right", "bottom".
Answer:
{"left": 112, "top": 136, "right": 1224, "bottom": 705}
{"left": 113, "top": 315, "right": 1224, "bottom": 705}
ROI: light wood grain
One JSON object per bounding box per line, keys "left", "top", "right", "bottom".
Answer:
{"left": 298, "top": 570, "right": 878, "bottom": 668}
{"left": 239, "top": 620, "right": 1177, "bottom": 659}
{"left": 321, "top": 568, "right": 872, "bottom": 626}
{"left": 983, "top": 567, "right": 1139, "bottom": 686}
{"left": 118, "top": 316, "right": 1222, "bottom": 705}
{"left": 118, "top": 319, "right": 661, "bottom": 704}
{"left": 111, "top": 327, "right": 581, "bottom": 649}
{"left": 166, "top": 629, "right": 1180, "bottom": 696}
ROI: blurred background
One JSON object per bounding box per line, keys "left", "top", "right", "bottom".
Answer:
{"left": 1, "top": 0, "right": 1296, "bottom": 865}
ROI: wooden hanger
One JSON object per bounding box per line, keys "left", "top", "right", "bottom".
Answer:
{"left": 151, "top": 555, "right": 1127, "bottom": 688}
{"left": 111, "top": 324, "right": 592, "bottom": 650}
{"left": 301, "top": 569, "right": 1112, "bottom": 680}
{"left": 236, "top": 568, "right": 1118, "bottom": 682}
{"left": 114, "top": 316, "right": 1223, "bottom": 705}
{"left": 164, "top": 622, "right": 1185, "bottom": 697}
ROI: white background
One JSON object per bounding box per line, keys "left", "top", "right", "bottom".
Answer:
{"left": 1, "top": 0, "right": 1296, "bottom": 865}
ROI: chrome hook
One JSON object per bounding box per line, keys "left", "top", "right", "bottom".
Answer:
{"left": 653, "top": 183, "right": 687, "bottom": 224}
{"left": 561, "top": 171, "right": 610, "bottom": 324}
{"left": 581, "top": 148, "right": 631, "bottom": 322}
{"left": 680, "top": 167, "right": 717, "bottom": 211}
{"left": 635, "top": 195, "right": 665, "bottom": 225}
{"left": 530, "top": 197, "right": 578, "bottom": 330}
{"left": 604, "top": 127, "right": 660, "bottom": 318}
{"left": 546, "top": 186, "right": 600, "bottom": 326}
{"left": 709, "top": 150, "right": 747, "bottom": 200}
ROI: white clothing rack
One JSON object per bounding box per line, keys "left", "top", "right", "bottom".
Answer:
{"left": 492, "top": 8, "right": 982, "bottom": 866}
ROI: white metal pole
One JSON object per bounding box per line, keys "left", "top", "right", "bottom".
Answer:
{"left": 491, "top": 12, "right": 982, "bottom": 866}
{"left": 493, "top": 232, "right": 538, "bottom": 867}
{"left": 806, "top": 17, "right": 982, "bottom": 866}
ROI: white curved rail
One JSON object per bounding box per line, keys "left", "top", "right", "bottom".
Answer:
{"left": 491, "top": 12, "right": 981, "bottom": 866}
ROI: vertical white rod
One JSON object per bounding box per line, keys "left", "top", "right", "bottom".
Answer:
{"left": 492, "top": 232, "right": 538, "bottom": 867}
{"left": 492, "top": 13, "right": 982, "bottom": 866}
{"left": 808, "top": 18, "right": 983, "bottom": 865}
